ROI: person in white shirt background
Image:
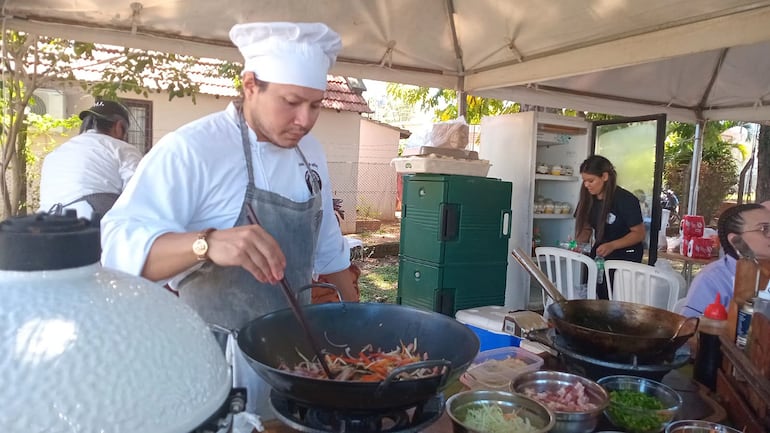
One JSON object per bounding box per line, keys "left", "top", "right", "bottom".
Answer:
{"left": 101, "top": 21, "right": 358, "bottom": 418}
{"left": 38, "top": 100, "right": 142, "bottom": 219}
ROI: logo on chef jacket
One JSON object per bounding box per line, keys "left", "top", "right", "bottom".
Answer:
{"left": 304, "top": 163, "right": 322, "bottom": 193}
{"left": 607, "top": 212, "right": 617, "bottom": 224}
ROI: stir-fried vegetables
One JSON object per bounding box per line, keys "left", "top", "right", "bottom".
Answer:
{"left": 462, "top": 403, "right": 538, "bottom": 433}
{"left": 278, "top": 338, "right": 441, "bottom": 381}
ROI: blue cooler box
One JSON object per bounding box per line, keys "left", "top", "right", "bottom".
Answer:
{"left": 455, "top": 305, "right": 521, "bottom": 351}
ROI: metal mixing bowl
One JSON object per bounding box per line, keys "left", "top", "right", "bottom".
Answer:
{"left": 598, "top": 375, "right": 682, "bottom": 433}
{"left": 665, "top": 420, "right": 744, "bottom": 433}
{"left": 446, "top": 390, "right": 555, "bottom": 433}
{"left": 511, "top": 370, "right": 609, "bottom": 433}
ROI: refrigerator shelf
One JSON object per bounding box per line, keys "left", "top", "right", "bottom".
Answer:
{"left": 533, "top": 213, "right": 573, "bottom": 219}
{"left": 535, "top": 174, "right": 578, "bottom": 181}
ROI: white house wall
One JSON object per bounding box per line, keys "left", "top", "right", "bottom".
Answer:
{"left": 32, "top": 90, "right": 369, "bottom": 237}
{"left": 64, "top": 89, "right": 230, "bottom": 146}
{"left": 144, "top": 93, "right": 229, "bottom": 145}
{"left": 358, "top": 120, "right": 399, "bottom": 222}
{"left": 312, "top": 110, "right": 361, "bottom": 235}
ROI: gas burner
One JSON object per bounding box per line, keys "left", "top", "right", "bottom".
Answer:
{"left": 527, "top": 328, "right": 691, "bottom": 381}
{"left": 270, "top": 391, "right": 444, "bottom": 433}
{"left": 193, "top": 388, "right": 247, "bottom": 433}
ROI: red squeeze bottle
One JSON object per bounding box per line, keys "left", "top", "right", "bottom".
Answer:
{"left": 694, "top": 293, "right": 728, "bottom": 390}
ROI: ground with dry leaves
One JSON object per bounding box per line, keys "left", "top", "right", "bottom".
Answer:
{"left": 354, "top": 222, "right": 401, "bottom": 303}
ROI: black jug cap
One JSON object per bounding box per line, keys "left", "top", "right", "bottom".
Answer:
{"left": 0, "top": 212, "right": 100, "bottom": 271}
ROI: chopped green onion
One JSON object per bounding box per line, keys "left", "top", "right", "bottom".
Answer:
{"left": 608, "top": 390, "right": 666, "bottom": 433}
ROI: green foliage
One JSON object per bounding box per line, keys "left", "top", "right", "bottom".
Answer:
{"left": 560, "top": 109, "right": 619, "bottom": 121}
{"left": 382, "top": 82, "right": 743, "bottom": 223}
{"left": 385, "top": 83, "right": 519, "bottom": 124}
{"left": 219, "top": 62, "right": 244, "bottom": 91}
{"left": 356, "top": 200, "right": 381, "bottom": 220}
{"left": 1, "top": 29, "right": 237, "bottom": 217}
{"left": 664, "top": 121, "right": 741, "bottom": 221}
{"left": 25, "top": 113, "right": 81, "bottom": 163}
{"left": 71, "top": 45, "right": 205, "bottom": 102}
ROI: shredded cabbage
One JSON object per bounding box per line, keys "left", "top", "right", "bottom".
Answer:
{"left": 462, "top": 403, "right": 538, "bottom": 433}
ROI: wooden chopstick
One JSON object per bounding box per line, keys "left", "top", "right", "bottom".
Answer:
{"left": 245, "top": 204, "right": 335, "bottom": 379}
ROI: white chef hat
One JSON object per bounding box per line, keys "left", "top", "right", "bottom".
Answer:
{"left": 229, "top": 22, "right": 342, "bottom": 91}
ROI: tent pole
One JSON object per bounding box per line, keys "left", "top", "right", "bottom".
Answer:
{"left": 688, "top": 119, "right": 706, "bottom": 215}
{"left": 456, "top": 73, "right": 467, "bottom": 118}
{"left": 457, "top": 90, "right": 467, "bottom": 118}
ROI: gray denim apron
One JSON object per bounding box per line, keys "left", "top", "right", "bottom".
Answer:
{"left": 177, "top": 105, "right": 323, "bottom": 416}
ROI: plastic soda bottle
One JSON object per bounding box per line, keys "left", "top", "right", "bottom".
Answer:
{"left": 595, "top": 256, "right": 605, "bottom": 284}
{"left": 533, "top": 226, "right": 542, "bottom": 252}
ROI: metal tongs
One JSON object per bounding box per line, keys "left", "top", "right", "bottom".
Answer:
{"left": 245, "top": 204, "right": 335, "bottom": 379}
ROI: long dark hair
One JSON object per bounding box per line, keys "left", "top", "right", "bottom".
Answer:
{"left": 574, "top": 155, "right": 617, "bottom": 244}
{"left": 717, "top": 203, "right": 764, "bottom": 258}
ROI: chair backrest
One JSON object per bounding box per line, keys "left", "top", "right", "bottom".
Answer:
{"left": 653, "top": 258, "right": 688, "bottom": 300}
{"left": 535, "top": 247, "right": 598, "bottom": 309}
{"left": 672, "top": 296, "right": 688, "bottom": 316}
{"left": 604, "top": 260, "right": 680, "bottom": 311}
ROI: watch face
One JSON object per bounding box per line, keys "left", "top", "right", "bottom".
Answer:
{"left": 192, "top": 238, "right": 208, "bottom": 256}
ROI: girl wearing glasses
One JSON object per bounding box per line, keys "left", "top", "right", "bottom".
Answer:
{"left": 679, "top": 203, "right": 770, "bottom": 317}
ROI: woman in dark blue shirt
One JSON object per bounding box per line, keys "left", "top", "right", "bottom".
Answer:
{"left": 575, "top": 155, "right": 646, "bottom": 299}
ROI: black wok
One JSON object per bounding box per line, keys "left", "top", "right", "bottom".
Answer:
{"left": 512, "top": 249, "right": 698, "bottom": 362}
{"left": 237, "top": 302, "right": 480, "bottom": 411}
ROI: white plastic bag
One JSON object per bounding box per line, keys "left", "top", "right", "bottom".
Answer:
{"left": 430, "top": 117, "right": 470, "bottom": 149}
{"left": 402, "top": 125, "right": 433, "bottom": 155}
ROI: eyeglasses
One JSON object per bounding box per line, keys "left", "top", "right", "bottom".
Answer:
{"left": 742, "top": 223, "right": 770, "bottom": 238}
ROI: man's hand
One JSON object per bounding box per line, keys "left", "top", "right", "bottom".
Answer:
{"left": 207, "top": 224, "right": 286, "bottom": 284}
{"left": 142, "top": 225, "right": 286, "bottom": 283}
{"left": 312, "top": 264, "right": 361, "bottom": 303}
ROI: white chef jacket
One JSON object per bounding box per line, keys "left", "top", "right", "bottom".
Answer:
{"left": 38, "top": 130, "right": 142, "bottom": 218}
{"left": 101, "top": 102, "right": 349, "bottom": 279}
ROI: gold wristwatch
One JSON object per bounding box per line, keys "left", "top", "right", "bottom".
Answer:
{"left": 192, "top": 228, "right": 216, "bottom": 261}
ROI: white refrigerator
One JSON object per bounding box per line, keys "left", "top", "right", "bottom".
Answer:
{"left": 480, "top": 111, "right": 590, "bottom": 310}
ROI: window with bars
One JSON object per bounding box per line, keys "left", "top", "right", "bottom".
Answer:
{"left": 121, "top": 99, "right": 153, "bottom": 154}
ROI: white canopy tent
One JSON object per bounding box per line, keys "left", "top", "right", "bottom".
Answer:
{"left": 474, "top": 40, "right": 770, "bottom": 123}
{"left": 4, "top": 0, "right": 770, "bottom": 123}
{"left": 4, "top": 0, "right": 770, "bottom": 210}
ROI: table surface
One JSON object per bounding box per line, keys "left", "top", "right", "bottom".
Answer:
{"left": 658, "top": 250, "right": 718, "bottom": 266}
{"left": 262, "top": 414, "right": 454, "bottom": 432}
{"left": 260, "top": 368, "right": 725, "bottom": 432}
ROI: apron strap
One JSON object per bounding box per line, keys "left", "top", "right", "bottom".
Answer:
{"left": 48, "top": 192, "right": 120, "bottom": 218}
{"left": 235, "top": 101, "right": 257, "bottom": 188}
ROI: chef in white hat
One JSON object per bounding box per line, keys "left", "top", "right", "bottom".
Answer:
{"left": 101, "top": 22, "right": 358, "bottom": 418}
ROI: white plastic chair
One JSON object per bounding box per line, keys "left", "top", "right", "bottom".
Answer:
{"left": 534, "top": 247, "right": 598, "bottom": 309}
{"left": 653, "top": 258, "right": 688, "bottom": 300}
{"left": 604, "top": 260, "right": 681, "bottom": 311}
{"left": 672, "top": 297, "right": 688, "bottom": 315}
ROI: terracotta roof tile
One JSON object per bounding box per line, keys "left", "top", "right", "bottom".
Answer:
{"left": 69, "top": 46, "right": 372, "bottom": 114}
{"left": 322, "top": 75, "right": 372, "bottom": 114}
